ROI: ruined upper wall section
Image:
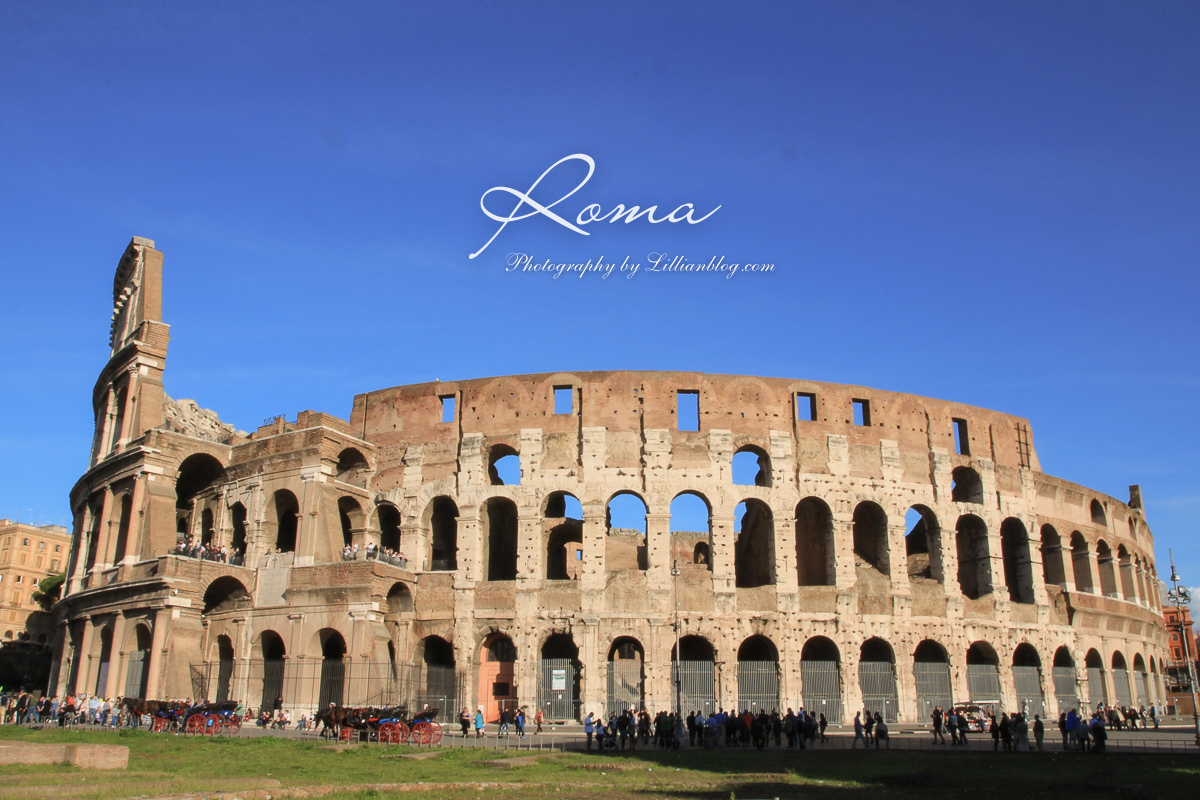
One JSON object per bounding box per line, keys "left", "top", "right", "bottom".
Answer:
{"left": 160, "top": 395, "right": 246, "bottom": 445}
{"left": 109, "top": 237, "right": 162, "bottom": 357}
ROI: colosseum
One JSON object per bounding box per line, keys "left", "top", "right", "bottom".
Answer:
{"left": 50, "top": 237, "right": 1171, "bottom": 725}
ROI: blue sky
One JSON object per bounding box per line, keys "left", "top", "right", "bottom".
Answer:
{"left": 1, "top": 2, "right": 1197, "bottom": 586}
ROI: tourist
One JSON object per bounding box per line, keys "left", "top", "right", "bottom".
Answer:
{"left": 474, "top": 707, "right": 485, "bottom": 738}
{"left": 931, "top": 705, "right": 945, "bottom": 744}
{"left": 584, "top": 711, "right": 594, "bottom": 749}
{"left": 1033, "top": 714, "right": 1044, "bottom": 751}
{"left": 459, "top": 708, "right": 470, "bottom": 736}
{"left": 874, "top": 713, "right": 889, "bottom": 749}
{"left": 534, "top": 707, "right": 543, "bottom": 734}
{"left": 852, "top": 711, "right": 865, "bottom": 749}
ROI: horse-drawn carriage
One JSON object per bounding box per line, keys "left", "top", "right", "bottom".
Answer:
{"left": 123, "top": 698, "right": 241, "bottom": 735}
{"left": 319, "top": 705, "right": 442, "bottom": 744}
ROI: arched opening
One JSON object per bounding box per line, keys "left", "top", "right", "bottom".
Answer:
{"left": 112, "top": 493, "right": 133, "bottom": 563}
{"left": 606, "top": 492, "right": 648, "bottom": 570}
{"left": 201, "top": 507, "right": 215, "bottom": 546}
{"left": 670, "top": 492, "right": 712, "bottom": 572}
{"left": 386, "top": 582, "right": 413, "bottom": 613}
{"left": 796, "top": 497, "right": 834, "bottom": 586}
{"left": 175, "top": 454, "right": 226, "bottom": 542}
{"left": 336, "top": 448, "right": 370, "bottom": 488}
{"left": 1052, "top": 647, "right": 1078, "bottom": 713}
{"left": 1132, "top": 654, "right": 1149, "bottom": 707}
{"left": 853, "top": 502, "right": 888, "bottom": 576}
{"left": 734, "top": 499, "right": 775, "bottom": 588}
{"left": 737, "top": 635, "right": 780, "bottom": 712}
{"left": 672, "top": 635, "right": 717, "bottom": 716}
{"left": 607, "top": 637, "right": 644, "bottom": 715}
{"left": 1040, "top": 524, "right": 1066, "bottom": 589}
{"left": 377, "top": 503, "right": 402, "bottom": 553}
{"left": 415, "top": 635, "right": 457, "bottom": 709}
{"left": 203, "top": 576, "right": 250, "bottom": 614}
{"left": 481, "top": 497, "right": 519, "bottom": 580}
{"left": 271, "top": 490, "right": 300, "bottom": 553}
{"left": 338, "top": 496, "right": 363, "bottom": 549}
{"left": 1111, "top": 651, "right": 1132, "bottom": 708}
{"left": 732, "top": 445, "right": 771, "bottom": 487}
{"left": 905, "top": 506, "right": 941, "bottom": 581}
{"left": 317, "top": 630, "right": 347, "bottom": 708}
{"left": 230, "top": 503, "right": 248, "bottom": 559}
{"left": 913, "top": 640, "right": 952, "bottom": 719}
{"left": 1090, "top": 499, "right": 1107, "bottom": 526}
{"left": 1117, "top": 546, "right": 1136, "bottom": 601}
{"left": 966, "top": 641, "right": 1002, "bottom": 712}
{"left": 124, "top": 624, "right": 153, "bottom": 699}
{"left": 859, "top": 638, "right": 898, "bottom": 722}
{"left": 1096, "top": 540, "right": 1118, "bottom": 597}
{"left": 539, "top": 633, "right": 582, "bottom": 721}
{"left": 427, "top": 497, "right": 458, "bottom": 571}
{"left": 488, "top": 444, "right": 521, "bottom": 486}
{"left": 1134, "top": 556, "right": 1149, "bottom": 607}
{"left": 1085, "top": 649, "right": 1107, "bottom": 706}
{"left": 955, "top": 514, "right": 991, "bottom": 599}
{"left": 94, "top": 626, "right": 113, "bottom": 696}
{"left": 800, "top": 636, "right": 843, "bottom": 722}
{"left": 951, "top": 466, "right": 983, "bottom": 504}
{"left": 1012, "top": 644, "right": 1045, "bottom": 718}
{"left": 1000, "top": 518, "right": 1034, "bottom": 604}
{"left": 1070, "top": 532, "right": 1094, "bottom": 592}
{"left": 479, "top": 633, "right": 517, "bottom": 722}
{"left": 545, "top": 491, "right": 583, "bottom": 580}
{"left": 1128, "top": 517, "right": 1138, "bottom": 540}
{"left": 260, "top": 631, "right": 287, "bottom": 712}
{"left": 215, "top": 635, "right": 234, "bottom": 703}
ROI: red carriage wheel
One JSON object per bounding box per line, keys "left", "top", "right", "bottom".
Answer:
{"left": 224, "top": 714, "right": 242, "bottom": 735}
{"left": 428, "top": 721, "right": 443, "bottom": 744}
{"left": 396, "top": 721, "right": 411, "bottom": 743}
{"left": 204, "top": 713, "right": 222, "bottom": 735}
{"left": 411, "top": 721, "right": 432, "bottom": 745}
{"left": 378, "top": 722, "right": 400, "bottom": 744}
{"left": 151, "top": 717, "right": 166, "bottom": 733}
{"left": 339, "top": 726, "right": 352, "bottom": 742}
{"left": 186, "top": 714, "right": 206, "bottom": 735}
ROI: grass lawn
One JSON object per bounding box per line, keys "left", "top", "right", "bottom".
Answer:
{"left": 0, "top": 727, "right": 1194, "bottom": 799}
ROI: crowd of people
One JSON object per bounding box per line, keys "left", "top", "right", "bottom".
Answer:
{"left": 0, "top": 689, "right": 127, "bottom": 727}
{"left": 172, "top": 537, "right": 244, "bottom": 565}
{"left": 341, "top": 543, "right": 408, "bottom": 567}
{"left": 578, "top": 708, "right": 834, "bottom": 751}
{"left": 458, "top": 706, "right": 543, "bottom": 738}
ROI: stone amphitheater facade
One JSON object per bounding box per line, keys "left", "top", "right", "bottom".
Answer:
{"left": 51, "top": 238, "right": 1170, "bottom": 723}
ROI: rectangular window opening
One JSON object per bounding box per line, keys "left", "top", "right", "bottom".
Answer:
{"left": 553, "top": 386, "right": 574, "bottom": 415}
{"left": 439, "top": 395, "right": 456, "bottom": 424}
{"left": 852, "top": 398, "right": 871, "bottom": 427}
{"left": 677, "top": 390, "right": 700, "bottom": 431}
{"left": 797, "top": 392, "right": 817, "bottom": 422}
{"left": 953, "top": 418, "right": 970, "bottom": 455}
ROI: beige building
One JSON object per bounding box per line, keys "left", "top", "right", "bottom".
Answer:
{"left": 0, "top": 520, "right": 71, "bottom": 643}
{"left": 51, "top": 237, "right": 1171, "bottom": 722}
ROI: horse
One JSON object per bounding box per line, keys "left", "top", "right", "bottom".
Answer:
{"left": 314, "top": 704, "right": 349, "bottom": 738}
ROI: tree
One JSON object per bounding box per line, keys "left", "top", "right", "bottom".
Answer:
{"left": 31, "top": 572, "right": 64, "bottom": 612}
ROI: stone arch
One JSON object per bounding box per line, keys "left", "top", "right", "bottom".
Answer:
{"left": 852, "top": 501, "right": 889, "bottom": 575}
{"left": 1012, "top": 643, "right": 1045, "bottom": 718}
{"left": 904, "top": 505, "right": 942, "bottom": 581}
{"left": 1085, "top": 648, "right": 1107, "bottom": 705}
{"left": 317, "top": 628, "right": 347, "bottom": 708}
{"left": 734, "top": 499, "right": 775, "bottom": 588}
{"left": 376, "top": 502, "right": 402, "bottom": 552}
{"left": 1040, "top": 524, "right": 1066, "bottom": 589}
{"left": 1117, "top": 545, "right": 1136, "bottom": 601}
{"left": 270, "top": 489, "right": 300, "bottom": 553}
{"left": 1000, "top": 517, "right": 1034, "bottom": 604}
{"left": 607, "top": 636, "right": 645, "bottom": 715}
{"left": 123, "top": 622, "right": 153, "bottom": 699}
{"left": 488, "top": 443, "right": 521, "bottom": 486}
{"left": 424, "top": 496, "right": 458, "bottom": 571}
{"left": 800, "top": 634, "right": 843, "bottom": 723}
{"left": 858, "top": 638, "right": 898, "bottom": 722}
{"left": 672, "top": 634, "right": 717, "bottom": 716}
{"left": 337, "top": 496, "right": 364, "bottom": 548}
{"left": 670, "top": 491, "right": 712, "bottom": 571}
{"left": 202, "top": 575, "right": 250, "bottom": 615}
{"left": 955, "top": 514, "right": 991, "bottom": 599}
{"left": 913, "top": 639, "right": 953, "bottom": 719}
{"left": 539, "top": 632, "right": 582, "bottom": 721}
{"left": 951, "top": 466, "right": 983, "bottom": 504}
{"left": 1096, "top": 539, "right": 1118, "bottom": 597}
{"left": 335, "top": 447, "right": 370, "bottom": 487}
{"left": 230, "top": 502, "right": 248, "bottom": 556}
{"left": 414, "top": 635, "right": 457, "bottom": 709}
{"left": 732, "top": 445, "right": 772, "bottom": 487}
{"left": 796, "top": 497, "right": 835, "bottom": 586}
{"left": 479, "top": 632, "right": 517, "bottom": 722}
{"left": 545, "top": 491, "right": 583, "bottom": 580}
{"left": 1090, "top": 499, "right": 1107, "bottom": 526}
{"left": 112, "top": 491, "right": 133, "bottom": 563}
{"left": 1070, "top": 532, "right": 1094, "bottom": 592}
{"left": 175, "top": 453, "right": 226, "bottom": 539}
{"left": 481, "top": 496, "right": 518, "bottom": 581}
{"left": 1111, "top": 650, "right": 1133, "bottom": 707}
{"left": 606, "top": 491, "right": 648, "bottom": 571}
{"left": 259, "top": 630, "right": 287, "bottom": 711}
{"left": 966, "top": 641, "right": 1002, "bottom": 710}
{"left": 386, "top": 582, "right": 413, "bottom": 613}
{"left": 737, "top": 635, "right": 780, "bottom": 712}
{"left": 214, "top": 634, "right": 235, "bottom": 703}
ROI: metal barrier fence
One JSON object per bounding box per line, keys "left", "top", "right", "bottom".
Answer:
{"left": 913, "top": 661, "right": 953, "bottom": 721}
{"left": 801, "top": 660, "right": 843, "bottom": 723}
{"left": 737, "top": 660, "right": 780, "bottom": 714}
{"left": 858, "top": 661, "right": 899, "bottom": 722}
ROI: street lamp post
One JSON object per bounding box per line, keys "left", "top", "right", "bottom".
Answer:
{"left": 672, "top": 559, "right": 682, "bottom": 719}
{"left": 1166, "top": 550, "right": 1200, "bottom": 746}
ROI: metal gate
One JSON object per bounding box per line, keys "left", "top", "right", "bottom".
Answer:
{"left": 1012, "top": 666, "right": 1045, "bottom": 719}
{"left": 95, "top": 660, "right": 110, "bottom": 697}
{"left": 124, "top": 650, "right": 149, "bottom": 699}
{"left": 801, "top": 660, "right": 843, "bottom": 723}
{"left": 1086, "top": 667, "right": 1107, "bottom": 706}
{"left": 967, "top": 664, "right": 1002, "bottom": 709}
{"left": 1112, "top": 668, "right": 1132, "bottom": 707}
{"left": 261, "top": 658, "right": 285, "bottom": 711}
{"left": 1134, "top": 671, "right": 1148, "bottom": 706}
{"left": 607, "top": 660, "right": 643, "bottom": 716}
{"left": 672, "top": 661, "right": 716, "bottom": 716}
{"left": 737, "top": 660, "right": 780, "bottom": 713}
{"left": 913, "top": 661, "right": 953, "bottom": 719}
{"left": 858, "top": 661, "right": 898, "bottom": 722}
{"left": 539, "top": 658, "right": 579, "bottom": 720}
{"left": 215, "top": 658, "right": 234, "bottom": 703}
{"left": 318, "top": 658, "right": 345, "bottom": 709}
{"left": 1052, "top": 666, "right": 1078, "bottom": 714}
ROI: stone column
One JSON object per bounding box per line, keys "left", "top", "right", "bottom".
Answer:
{"left": 710, "top": 513, "right": 736, "bottom": 612}
{"left": 74, "top": 618, "right": 96, "bottom": 696}
{"left": 579, "top": 507, "right": 606, "bottom": 594}
{"left": 645, "top": 511, "right": 671, "bottom": 582}
{"left": 143, "top": 609, "right": 171, "bottom": 700}
{"left": 104, "top": 613, "right": 128, "bottom": 698}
